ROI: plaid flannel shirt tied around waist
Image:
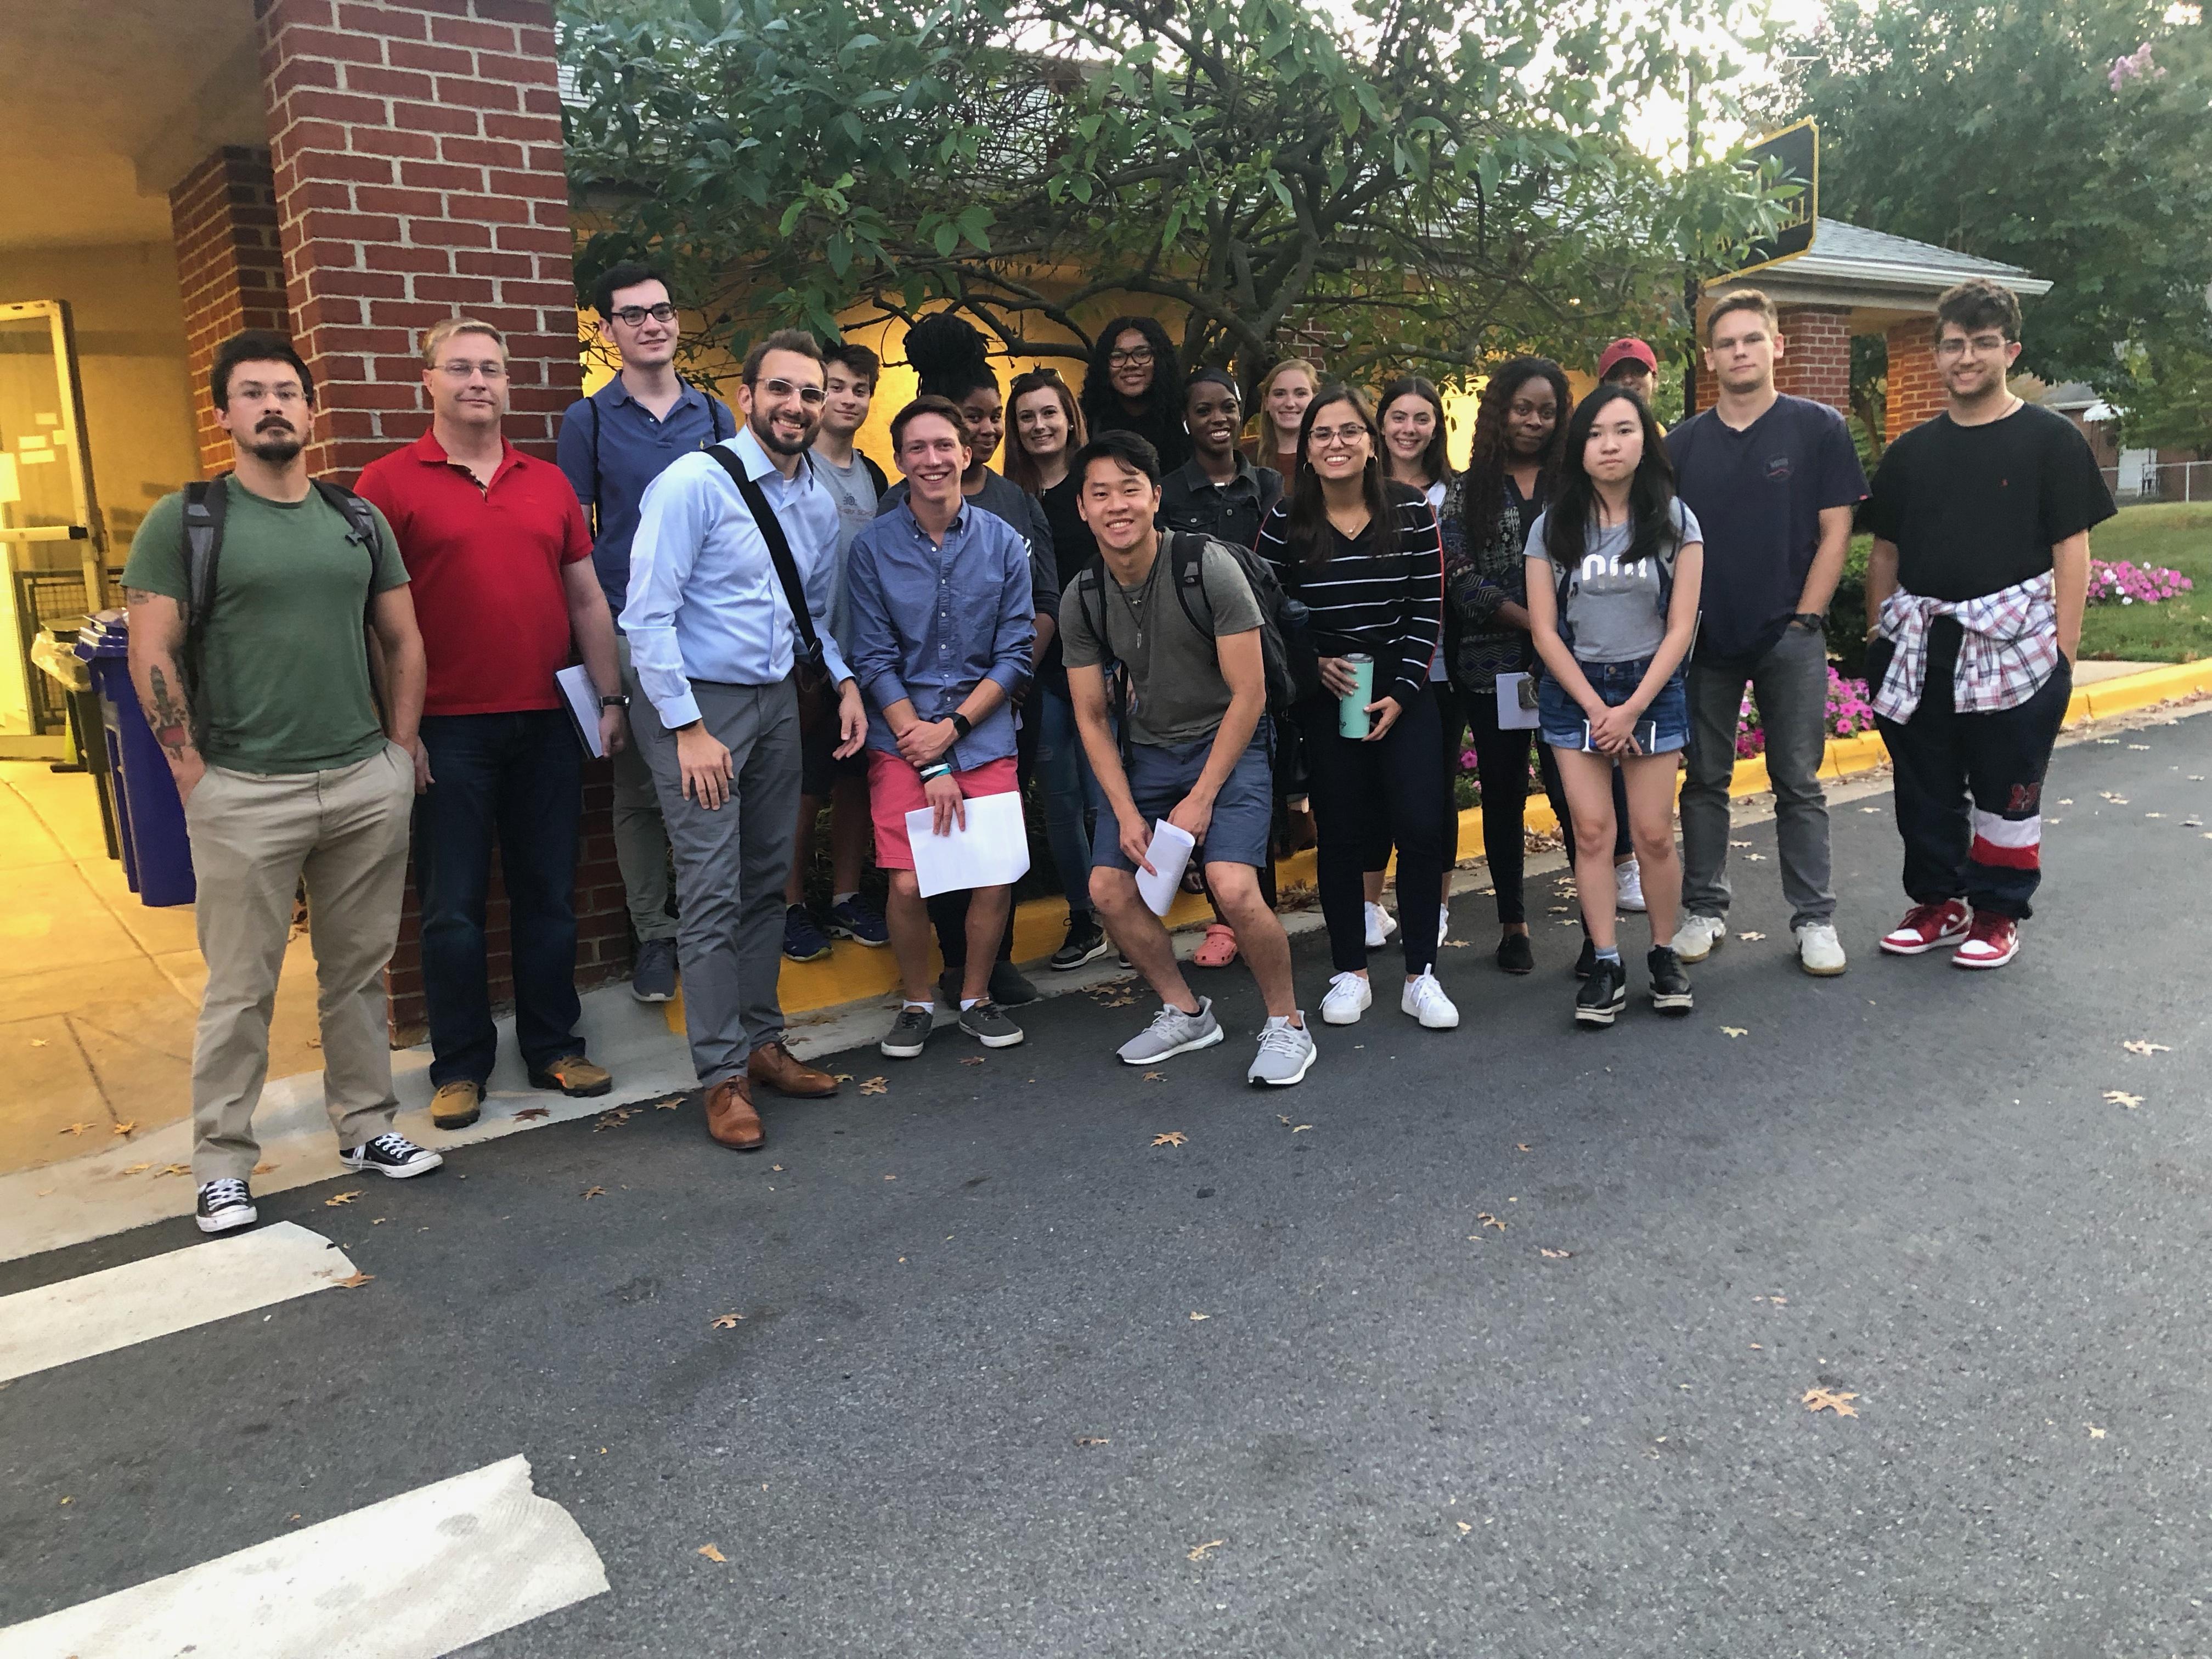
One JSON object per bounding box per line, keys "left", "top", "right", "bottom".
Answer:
{"left": 1872, "top": 571, "right": 2061, "bottom": 723}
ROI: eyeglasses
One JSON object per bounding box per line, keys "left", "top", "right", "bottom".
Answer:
{"left": 757, "top": 377, "right": 827, "bottom": 407}
{"left": 1308, "top": 422, "right": 1370, "bottom": 449}
{"left": 1935, "top": 334, "right": 2010, "bottom": 359}
{"left": 609, "top": 303, "right": 678, "bottom": 326}
{"left": 437, "top": 360, "right": 507, "bottom": 380}
{"left": 1108, "top": 346, "right": 1155, "bottom": 367}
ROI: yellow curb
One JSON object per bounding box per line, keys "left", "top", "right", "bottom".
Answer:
{"left": 679, "top": 657, "right": 2207, "bottom": 1025}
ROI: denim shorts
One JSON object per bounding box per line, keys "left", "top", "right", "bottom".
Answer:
{"left": 1537, "top": 657, "right": 1689, "bottom": 755}
{"left": 1093, "top": 724, "right": 1274, "bottom": 872}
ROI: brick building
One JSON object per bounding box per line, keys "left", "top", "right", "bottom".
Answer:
{"left": 1695, "top": 218, "right": 2051, "bottom": 444}
{"left": 1, "top": 0, "right": 628, "bottom": 1041}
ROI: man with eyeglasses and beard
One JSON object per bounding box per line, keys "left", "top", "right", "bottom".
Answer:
{"left": 624, "top": 329, "right": 868, "bottom": 1153}
{"left": 125, "top": 329, "right": 442, "bottom": 1235}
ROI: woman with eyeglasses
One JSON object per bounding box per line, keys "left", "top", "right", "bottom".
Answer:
{"left": 1250, "top": 358, "right": 1320, "bottom": 482}
{"left": 1255, "top": 385, "right": 1455, "bottom": 1031}
{"left": 1080, "top": 317, "right": 1191, "bottom": 475}
{"left": 1524, "top": 385, "right": 1705, "bottom": 1027}
{"left": 1004, "top": 366, "right": 1113, "bottom": 972}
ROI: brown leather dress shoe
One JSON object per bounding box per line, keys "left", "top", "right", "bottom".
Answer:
{"left": 704, "top": 1077, "right": 764, "bottom": 1150}
{"left": 746, "top": 1040, "right": 838, "bottom": 1098}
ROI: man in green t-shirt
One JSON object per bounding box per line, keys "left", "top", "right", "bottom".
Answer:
{"left": 123, "top": 329, "right": 444, "bottom": 1236}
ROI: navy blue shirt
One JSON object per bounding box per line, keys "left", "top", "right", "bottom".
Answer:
{"left": 557, "top": 377, "right": 736, "bottom": 619}
{"left": 1666, "top": 394, "right": 1867, "bottom": 666}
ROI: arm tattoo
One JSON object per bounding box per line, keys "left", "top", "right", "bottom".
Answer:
{"left": 144, "top": 664, "right": 195, "bottom": 760}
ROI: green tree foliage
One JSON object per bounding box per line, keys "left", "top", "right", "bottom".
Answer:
{"left": 1771, "top": 1, "right": 2212, "bottom": 391}
{"left": 560, "top": 0, "right": 1790, "bottom": 383}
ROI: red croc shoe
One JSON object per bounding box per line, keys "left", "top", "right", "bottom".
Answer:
{"left": 1192, "top": 923, "right": 1239, "bottom": 969}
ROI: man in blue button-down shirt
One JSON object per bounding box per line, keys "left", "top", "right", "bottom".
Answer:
{"left": 623, "top": 329, "right": 867, "bottom": 1152}
{"left": 848, "top": 396, "right": 1036, "bottom": 1059}
{"left": 557, "top": 262, "right": 736, "bottom": 1005}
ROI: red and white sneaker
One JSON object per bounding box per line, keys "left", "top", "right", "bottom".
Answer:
{"left": 1878, "top": 899, "right": 1971, "bottom": 956}
{"left": 1952, "top": 912, "right": 2019, "bottom": 970}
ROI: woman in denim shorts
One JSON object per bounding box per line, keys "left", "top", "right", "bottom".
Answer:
{"left": 1525, "top": 385, "right": 1706, "bottom": 1028}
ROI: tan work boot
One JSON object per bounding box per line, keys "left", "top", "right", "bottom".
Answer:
{"left": 431, "top": 1080, "right": 483, "bottom": 1131}
{"left": 528, "top": 1054, "right": 612, "bottom": 1097}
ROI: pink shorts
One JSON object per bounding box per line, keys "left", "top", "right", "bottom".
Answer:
{"left": 867, "top": 749, "right": 1021, "bottom": 870}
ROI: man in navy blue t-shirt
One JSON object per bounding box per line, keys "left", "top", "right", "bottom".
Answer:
{"left": 1666, "top": 289, "right": 1868, "bottom": 977}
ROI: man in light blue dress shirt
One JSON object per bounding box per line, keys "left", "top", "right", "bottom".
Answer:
{"left": 623, "top": 329, "right": 867, "bottom": 1152}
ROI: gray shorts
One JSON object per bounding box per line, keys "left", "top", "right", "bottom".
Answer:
{"left": 1093, "top": 725, "right": 1273, "bottom": 872}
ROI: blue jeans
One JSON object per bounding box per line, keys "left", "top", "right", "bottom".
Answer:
{"left": 414, "top": 710, "right": 583, "bottom": 1086}
{"left": 1538, "top": 657, "right": 1690, "bottom": 754}
{"left": 1034, "top": 687, "right": 1103, "bottom": 920}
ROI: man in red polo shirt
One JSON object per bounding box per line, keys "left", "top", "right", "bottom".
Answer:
{"left": 357, "top": 317, "right": 627, "bottom": 1131}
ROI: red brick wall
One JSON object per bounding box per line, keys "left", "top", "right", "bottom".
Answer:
{"left": 1775, "top": 306, "right": 1851, "bottom": 413}
{"left": 1886, "top": 319, "right": 1948, "bottom": 442}
{"left": 251, "top": 0, "right": 627, "bottom": 1042}
{"left": 170, "top": 148, "right": 290, "bottom": 477}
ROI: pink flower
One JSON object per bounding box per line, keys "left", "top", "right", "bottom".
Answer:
{"left": 2110, "top": 43, "right": 2164, "bottom": 90}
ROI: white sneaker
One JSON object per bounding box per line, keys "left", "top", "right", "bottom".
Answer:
{"left": 1400, "top": 971, "right": 1460, "bottom": 1029}
{"left": 1795, "top": 921, "right": 1848, "bottom": 977}
{"left": 1616, "top": 860, "right": 1647, "bottom": 913}
{"left": 1321, "top": 970, "right": 1372, "bottom": 1025}
{"left": 1364, "top": 902, "right": 1397, "bottom": 950}
{"left": 1436, "top": 904, "right": 1450, "bottom": 948}
{"left": 1671, "top": 913, "right": 1726, "bottom": 962}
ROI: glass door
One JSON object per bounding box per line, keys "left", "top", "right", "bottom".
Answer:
{"left": 0, "top": 299, "right": 108, "bottom": 753}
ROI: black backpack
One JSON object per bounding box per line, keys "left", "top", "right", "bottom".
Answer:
{"left": 180, "top": 473, "right": 386, "bottom": 720}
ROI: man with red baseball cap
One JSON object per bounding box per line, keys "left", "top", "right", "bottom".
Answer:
{"left": 1596, "top": 337, "right": 1661, "bottom": 408}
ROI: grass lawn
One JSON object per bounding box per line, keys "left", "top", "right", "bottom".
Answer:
{"left": 2077, "top": 503, "right": 2212, "bottom": 663}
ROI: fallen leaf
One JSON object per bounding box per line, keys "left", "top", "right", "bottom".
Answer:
{"left": 582, "top": 1185, "right": 606, "bottom": 1199}
{"left": 832, "top": 1073, "right": 853, "bottom": 1082}
{"left": 324, "top": 1190, "right": 360, "bottom": 1206}
{"left": 515, "top": 1107, "right": 550, "bottom": 1121}
{"left": 859, "top": 1076, "right": 888, "bottom": 1096}
{"left": 771, "top": 1164, "right": 784, "bottom": 1171}
{"left": 1859, "top": 806, "right": 1881, "bottom": 813}
{"left": 710, "top": 1313, "right": 743, "bottom": 1329}
{"left": 1456, "top": 1520, "right": 1472, "bottom": 1534}
{"left": 1730, "top": 839, "right": 1752, "bottom": 848}
{"left": 252, "top": 1161, "right": 276, "bottom": 1175}
{"left": 1276, "top": 1115, "right": 1292, "bottom": 1126}
{"left": 2128, "top": 743, "right": 2151, "bottom": 751}
{"left": 2122, "top": 1040, "right": 2171, "bottom": 1056}
{"left": 1291, "top": 1124, "right": 1313, "bottom": 1133}
{"left": 111, "top": 1121, "right": 138, "bottom": 1137}
{"left": 1801, "top": 1387, "right": 1859, "bottom": 1417}
{"left": 1737, "top": 930, "right": 1766, "bottom": 941}
{"left": 2146, "top": 812, "right": 2165, "bottom": 819}
{"left": 1188, "top": 1311, "right": 1210, "bottom": 1321}
{"left": 1476, "top": 1212, "right": 1506, "bottom": 1232}
{"left": 2086, "top": 1425, "right": 2107, "bottom": 1440}
{"left": 58, "top": 1121, "right": 96, "bottom": 1136}
{"left": 1539, "top": 1247, "right": 1573, "bottom": 1259}
{"left": 2103, "top": 1090, "right": 2144, "bottom": 1109}
{"left": 28, "top": 1037, "right": 47, "bottom": 1047}
{"left": 371, "top": 1217, "right": 387, "bottom": 1225}
{"left": 1075, "top": 1436, "right": 1110, "bottom": 1447}
{"left": 332, "top": 1271, "right": 374, "bottom": 1289}
{"left": 1187, "top": 1539, "right": 1224, "bottom": 1562}
{"left": 1743, "top": 852, "right": 1767, "bottom": 861}
{"left": 1152, "top": 1131, "right": 1188, "bottom": 1147}
{"left": 1722, "top": 1026, "right": 1748, "bottom": 1039}
{"left": 697, "top": 1544, "right": 727, "bottom": 1563}
{"left": 1748, "top": 1343, "right": 1763, "bottom": 1351}
{"left": 304, "top": 1037, "right": 320, "bottom": 1049}
{"left": 155, "top": 1163, "right": 191, "bottom": 1177}
{"left": 121, "top": 1161, "right": 151, "bottom": 1174}
{"left": 655, "top": 1097, "right": 681, "bottom": 1110}
{"left": 960, "top": 1056, "right": 986, "bottom": 1066}
{"left": 883, "top": 1173, "right": 896, "bottom": 1181}
{"left": 1515, "top": 1143, "right": 1531, "bottom": 1153}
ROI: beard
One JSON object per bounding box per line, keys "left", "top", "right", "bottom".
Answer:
{"left": 748, "top": 407, "right": 817, "bottom": 458}
{"left": 243, "top": 424, "right": 303, "bottom": 465}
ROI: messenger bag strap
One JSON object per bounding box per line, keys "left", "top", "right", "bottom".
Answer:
{"left": 702, "top": 444, "right": 826, "bottom": 675}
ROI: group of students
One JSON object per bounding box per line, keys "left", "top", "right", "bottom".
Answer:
{"left": 132, "top": 262, "right": 2113, "bottom": 1228}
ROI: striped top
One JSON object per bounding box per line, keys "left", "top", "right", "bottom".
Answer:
{"left": 1255, "top": 481, "right": 1445, "bottom": 707}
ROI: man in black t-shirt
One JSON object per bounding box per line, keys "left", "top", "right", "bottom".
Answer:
{"left": 1668, "top": 290, "right": 1868, "bottom": 978}
{"left": 1864, "top": 279, "right": 2115, "bottom": 970}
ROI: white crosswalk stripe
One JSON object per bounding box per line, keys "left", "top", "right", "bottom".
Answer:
{"left": 0, "top": 1221, "right": 362, "bottom": 1384}
{"left": 0, "top": 1455, "right": 608, "bottom": 1657}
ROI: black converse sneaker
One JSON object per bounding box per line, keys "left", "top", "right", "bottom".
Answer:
{"left": 195, "top": 1177, "right": 257, "bottom": 1235}
{"left": 1647, "top": 945, "right": 1694, "bottom": 1014}
{"left": 338, "top": 1131, "right": 445, "bottom": 1179}
{"left": 1574, "top": 955, "right": 1628, "bottom": 1028}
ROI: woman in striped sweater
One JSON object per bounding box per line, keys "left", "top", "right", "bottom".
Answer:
{"left": 1256, "top": 385, "right": 1455, "bottom": 1031}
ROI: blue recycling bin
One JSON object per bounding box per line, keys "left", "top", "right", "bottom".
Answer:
{"left": 74, "top": 611, "right": 196, "bottom": 908}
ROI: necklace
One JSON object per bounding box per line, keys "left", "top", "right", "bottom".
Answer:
{"left": 1112, "top": 554, "right": 1163, "bottom": 651}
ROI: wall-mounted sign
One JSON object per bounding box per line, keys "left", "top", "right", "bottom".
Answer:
{"left": 1725, "top": 118, "right": 1818, "bottom": 278}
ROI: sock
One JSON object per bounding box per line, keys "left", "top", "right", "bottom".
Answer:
{"left": 902, "top": 1000, "right": 932, "bottom": 1013}
{"left": 960, "top": 997, "right": 981, "bottom": 1011}
{"left": 834, "top": 890, "right": 859, "bottom": 907}
{"left": 1594, "top": 945, "right": 1622, "bottom": 966}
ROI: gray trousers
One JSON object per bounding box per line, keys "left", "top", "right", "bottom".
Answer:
{"left": 630, "top": 672, "right": 802, "bottom": 1087}
{"left": 612, "top": 636, "right": 677, "bottom": 944}
{"left": 1680, "top": 620, "right": 1835, "bottom": 928}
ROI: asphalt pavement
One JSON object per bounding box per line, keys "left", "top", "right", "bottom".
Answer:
{"left": 3, "top": 709, "right": 2209, "bottom": 1657}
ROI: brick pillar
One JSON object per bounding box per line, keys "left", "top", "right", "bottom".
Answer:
{"left": 170, "top": 148, "right": 290, "bottom": 477}
{"left": 1774, "top": 305, "right": 1851, "bottom": 414}
{"left": 258, "top": 0, "right": 580, "bottom": 480}
{"left": 1884, "top": 318, "right": 1946, "bottom": 443}
{"left": 255, "top": 0, "right": 626, "bottom": 1042}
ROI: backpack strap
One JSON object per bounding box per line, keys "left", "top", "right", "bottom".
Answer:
{"left": 1166, "top": 532, "right": 1217, "bottom": 642}
{"left": 585, "top": 393, "right": 603, "bottom": 532}
{"left": 1074, "top": 564, "right": 1134, "bottom": 768}
{"left": 180, "top": 477, "right": 229, "bottom": 719}
{"left": 860, "top": 451, "right": 888, "bottom": 497}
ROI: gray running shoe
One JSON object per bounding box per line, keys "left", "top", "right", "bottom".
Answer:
{"left": 1116, "top": 998, "right": 1224, "bottom": 1065}
{"left": 957, "top": 999, "right": 1025, "bottom": 1048}
{"left": 1246, "top": 1015, "right": 1318, "bottom": 1086}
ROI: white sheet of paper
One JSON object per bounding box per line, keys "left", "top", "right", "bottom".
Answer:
{"left": 555, "top": 664, "right": 605, "bottom": 758}
{"left": 1496, "top": 671, "right": 1540, "bottom": 730}
{"left": 1135, "top": 819, "right": 1197, "bottom": 916}
{"left": 907, "top": 790, "right": 1031, "bottom": 899}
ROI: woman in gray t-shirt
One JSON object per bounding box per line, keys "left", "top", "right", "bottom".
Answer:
{"left": 1524, "top": 385, "right": 1706, "bottom": 1028}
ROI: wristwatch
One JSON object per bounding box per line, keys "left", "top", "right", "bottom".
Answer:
{"left": 1790, "top": 612, "right": 1825, "bottom": 631}
{"left": 600, "top": 693, "right": 629, "bottom": 709}
{"left": 950, "top": 712, "right": 973, "bottom": 739}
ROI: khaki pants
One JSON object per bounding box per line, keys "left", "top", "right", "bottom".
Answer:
{"left": 186, "top": 744, "right": 414, "bottom": 1182}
